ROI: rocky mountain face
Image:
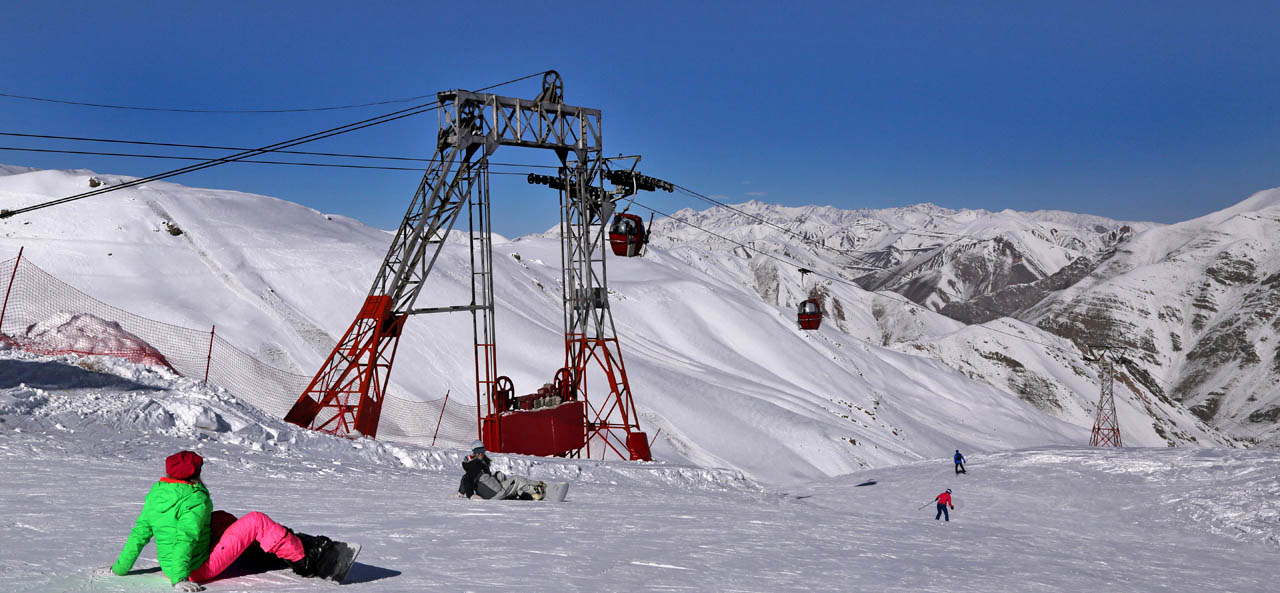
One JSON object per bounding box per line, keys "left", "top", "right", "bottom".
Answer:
{"left": 1022, "top": 189, "right": 1280, "bottom": 445}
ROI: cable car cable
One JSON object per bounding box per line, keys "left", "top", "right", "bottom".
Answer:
{"left": 0, "top": 131, "right": 562, "bottom": 169}
{"left": 0, "top": 146, "right": 546, "bottom": 175}
{"left": 0, "top": 90, "right": 439, "bottom": 114}
{"left": 629, "top": 197, "right": 1171, "bottom": 390}
{"left": 670, "top": 183, "right": 887, "bottom": 270}
{"left": 661, "top": 186, "right": 1156, "bottom": 376}
{"left": 669, "top": 184, "right": 1058, "bottom": 277}
{"left": 0, "top": 70, "right": 550, "bottom": 219}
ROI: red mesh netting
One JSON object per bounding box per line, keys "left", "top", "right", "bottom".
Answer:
{"left": 0, "top": 255, "right": 478, "bottom": 447}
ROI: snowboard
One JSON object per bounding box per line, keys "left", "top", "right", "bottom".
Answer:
{"left": 316, "top": 540, "right": 361, "bottom": 584}
{"left": 542, "top": 481, "right": 570, "bottom": 503}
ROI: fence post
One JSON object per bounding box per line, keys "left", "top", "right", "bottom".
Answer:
{"left": 431, "top": 389, "right": 451, "bottom": 447}
{"left": 204, "top": 325, "right": 215, "bottom": 383}
{"left": 0, "top": 246, "right": 23, "bottom": 332}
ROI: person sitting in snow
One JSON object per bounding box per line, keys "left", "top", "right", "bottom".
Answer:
{"left": 104, "top": 450, "right": 343, "bottom": 591}
{"left": 935, "top": 488, "right": 955, "bottom": 522}
{"left": 457, "top": 440, "right": 546, "bottom": 501}
{"left": 954, "top": 450, "right": 966, "bottom": 474}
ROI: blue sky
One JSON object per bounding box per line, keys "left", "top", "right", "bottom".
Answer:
{"left": 1, "top": 1, "right": 1277, "bottom": 237}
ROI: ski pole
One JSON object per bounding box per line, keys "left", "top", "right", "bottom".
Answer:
{"left": 917, "top": 501, "right": 933, "bottom": 510}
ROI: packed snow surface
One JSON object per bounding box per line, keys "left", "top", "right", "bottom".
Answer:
{"left": 0, "top": 351, "right": 1275, "bottom": 592}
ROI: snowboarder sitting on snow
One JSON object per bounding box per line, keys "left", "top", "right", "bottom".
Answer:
{"left": 954, "top": 450, "right": 966, "bottom": 474}
{"left": 935, "top": 488, "right": 955, "bottom": 521}
{"left": 105, "top": 450, "right": 345, "bottom": 591}
{"left": 457, "top": 440, "right": 546, "bottom": 501}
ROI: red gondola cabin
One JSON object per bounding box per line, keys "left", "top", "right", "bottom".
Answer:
{"left": 797, "top": 299, "right": 822, "bottom": 330}
{"left": 609, "top": 213, "right": 647, "bottom": 257}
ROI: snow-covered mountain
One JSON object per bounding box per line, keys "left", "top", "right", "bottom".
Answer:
{"left": 2, "top": 164, "right": 1227, "bottom": 485}
{"left": 648, "top": 196, "right": 1277, "bottom": 447}
{"left": 1020, "top": 189, "right": 1280, "bottom": 446}
{"left": 649, "top": 201, "right": 1150, "bottom": 312}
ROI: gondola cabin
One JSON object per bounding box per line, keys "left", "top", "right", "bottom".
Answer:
{"left": 608, "top": 213, "right": 647, "bottom": 257}
{"left": 797, "top": 299, "right": 822, "bottom": 330}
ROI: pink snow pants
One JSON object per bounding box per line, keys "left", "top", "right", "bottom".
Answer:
{"left": 189, "top": 511, "right": 305, "bottom": 583}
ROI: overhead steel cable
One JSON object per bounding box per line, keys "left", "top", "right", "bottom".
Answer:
{"left": 670, "top": 183, "right": 888, "bottom": 271}
{"left": 0, "top": 132, "right": 561, "bottom": 168}
{"left": 0, "top": 146, "right": 545, "bottom": 175}
{"left": 0, "top": 70, "right": 550, "bottom": 219}
{"left": 0, "top": 90, "right": 442, "bottom": 113}
{"left": 629, "top": 197, "right": 1174, "bottom": 390}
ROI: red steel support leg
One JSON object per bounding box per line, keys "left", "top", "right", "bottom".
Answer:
{"left": 285, "top": 296, "right": 405, "bottom": 439}
{"left": 566, "top": 334, "right": 650, "bottom": 461}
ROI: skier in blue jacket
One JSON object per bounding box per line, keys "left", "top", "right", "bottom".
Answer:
{"left": 954, "top": 450, "right": 966, "bottom": 474}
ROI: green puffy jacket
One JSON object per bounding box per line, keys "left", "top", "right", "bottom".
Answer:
{"left": 111, "top": 478, "right": 213, "bottom": 584}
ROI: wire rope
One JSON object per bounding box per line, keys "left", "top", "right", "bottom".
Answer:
{"left": 0, "top": 70, "right": 549, "bottom": 218}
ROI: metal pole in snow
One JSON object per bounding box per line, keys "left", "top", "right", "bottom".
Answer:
{"left": 648, "top": 427, "right": 662, "bottom": 449}
{"left": 203, "top": 325, "right": 215, "bottom": 383}
{"left": 0, "top": 246, "right": 23, "bottom": 332}
{"left": 431, "top": 389, "right": 450, "bottom": 447}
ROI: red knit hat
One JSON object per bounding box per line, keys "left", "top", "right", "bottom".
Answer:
{"left": 165, "top": 450, "right": 204, "bottom": 480}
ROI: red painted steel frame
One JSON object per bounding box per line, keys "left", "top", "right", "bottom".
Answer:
{"left": 481, "top": 400, "right": 587, "bottom": 457}
{"left": 1090, "top": 410, "right": 1123, "bottom": 447}
{"left": 284, "top": 295, "right": 406, "bottom": 438}
{"left": 566, "top": 333, "right": 650, "bottom": 461}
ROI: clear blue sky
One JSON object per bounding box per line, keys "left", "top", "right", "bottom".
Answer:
{"left": 1, "top": 1, "right": 1277, "bottom": 237}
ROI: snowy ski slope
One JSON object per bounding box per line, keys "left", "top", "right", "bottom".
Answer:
{"left": 0, "top": 350, "right": 1275, "bottom": 592}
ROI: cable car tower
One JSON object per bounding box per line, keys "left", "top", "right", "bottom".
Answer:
{"left": 1084, "top": 346, "right": 1123, "bottom": 447}
{"left": 284, "top": 71, "right": 665, "bottom": 460}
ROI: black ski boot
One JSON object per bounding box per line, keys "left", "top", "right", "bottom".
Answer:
{"left": 288, "top": 529, "right": 362, "bottom": 583}
{"left": 288, "top": 530, "right": 332, "bottom": 578}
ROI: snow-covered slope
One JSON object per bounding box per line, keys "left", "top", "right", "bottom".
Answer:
{"left": 0, "top": 165, "right": 1144, "bottom": 485}
{"left": 896, "top": 318, "right": 1232, "bottom": 447}
{"left": 1025, "top": 188, "right": 1280, "bottom": 445}
{"left": 0, "top": 351, "right": 1274, "bottom": 592}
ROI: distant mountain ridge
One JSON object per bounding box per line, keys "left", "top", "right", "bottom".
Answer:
{"left": 650, "top": 200, "right": 1150, "bottom": 311}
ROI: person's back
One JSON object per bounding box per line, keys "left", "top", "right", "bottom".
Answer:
{"left": 934, "top": 488, "right": 954, "bottom": 521}
{"left": 113, "top": 477, "right": 213, "bottom": 583}
{"left": 108, "top": 450, "right": 350, "bottom": 590}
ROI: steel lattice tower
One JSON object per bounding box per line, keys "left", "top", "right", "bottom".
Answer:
{"left": 1089, "top": 353, "right": 1122, "bottom": 447}
{"left": 284, "top": 72, "right": 653, "bottom": 460}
